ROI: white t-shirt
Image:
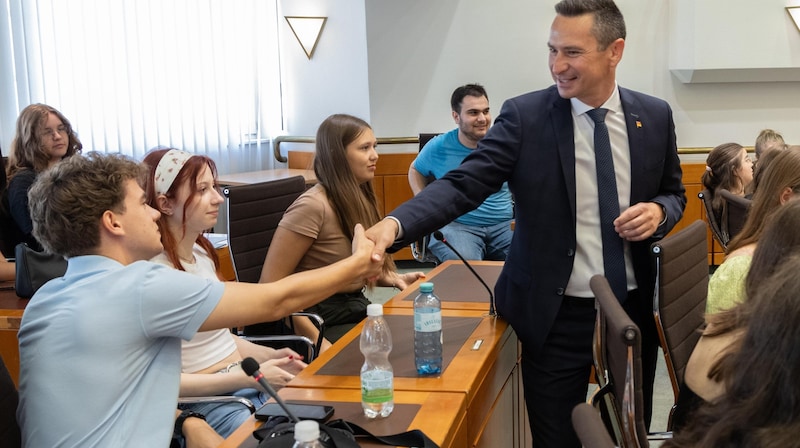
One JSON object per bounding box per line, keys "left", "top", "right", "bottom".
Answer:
{"left": 151, "top": 244, "right": 238, "bottom": 373}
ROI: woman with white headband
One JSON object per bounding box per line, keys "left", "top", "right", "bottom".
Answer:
{"left": 143, "top": 148, "right": 307, "bottom": 445}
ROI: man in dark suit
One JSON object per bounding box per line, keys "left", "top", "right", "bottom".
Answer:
{"left": 367, "top": 0, "right": 686, "bottom": 446}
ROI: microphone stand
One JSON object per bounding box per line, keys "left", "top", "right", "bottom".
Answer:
{"left": 432, "top": 231, "right": 497, "bottom": 317}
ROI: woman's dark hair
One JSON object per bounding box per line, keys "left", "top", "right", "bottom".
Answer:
{"left": 699, "top": 199, "right": 800, "bottom": 388}
{"left": 728, "top": 147, "right": 800, "bottom": 252}
{"left": 701, "top": 142, "right": 747, "bottom": 220}
{"left": 665, "top": 255, "right": 800, "bottom": 447}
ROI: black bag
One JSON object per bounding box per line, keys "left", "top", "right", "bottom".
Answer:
{"left": 253, "top": 417, "right": 439, "bottom": 448}
{"left": 14, "top": 243, "right": 67, "bottom": 298}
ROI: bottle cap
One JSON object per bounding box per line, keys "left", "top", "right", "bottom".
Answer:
{"left": 366, "top": 303, "right": 384, "bottom": 316}
{"left": 419, "top": 282, "right": 434, "bottom": 293}
{"left": 294, "top": 420, "right": 320, "bottom": 442}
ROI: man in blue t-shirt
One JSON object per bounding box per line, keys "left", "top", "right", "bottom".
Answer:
{"left": 409, "top": 83, "right": 513, "bottom": 261}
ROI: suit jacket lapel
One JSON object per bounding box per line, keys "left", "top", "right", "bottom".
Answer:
{"left": 551, "top": 94, "right": 577, "bottom": 224}
{"left": 620, "top": 88, "right": 646, "bottom": 205}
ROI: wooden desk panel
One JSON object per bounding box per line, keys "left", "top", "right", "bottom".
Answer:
{"left": 218, "top": 388, "right": 467, "bottom": 448}
{"left": 0, "top": 287, "right": 26, "bottom": 385}
{"left": 384, "top": 260, "right": 503, "bottom": 311}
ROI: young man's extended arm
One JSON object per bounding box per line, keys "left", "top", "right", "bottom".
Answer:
{"left": 200, "top": 224, "right": 381, "bottom": 331}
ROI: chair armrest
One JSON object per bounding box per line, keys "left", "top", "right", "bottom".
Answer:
{"left": 289, "top": 311, "right": 325, "bottom": 357}
{"left": 178, "top": 395, "right": 256, "bottom": 414}
{"left": 410, "top": 234, "right": 438, "bottom": 264}
{"left": 647, "top": 431, "right": 673, "bottom": 441}
{"left": 241, "top": 334, "right": 317, "bottom": 361}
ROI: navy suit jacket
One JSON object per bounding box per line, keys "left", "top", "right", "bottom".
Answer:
{"left": 391, "top": 85, "right": 686, "bottom": 356}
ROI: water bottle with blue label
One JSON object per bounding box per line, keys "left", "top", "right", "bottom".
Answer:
{"left": 414, "top": 282, "right": 442, "bottom": 374}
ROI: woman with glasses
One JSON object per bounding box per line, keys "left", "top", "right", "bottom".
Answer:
{"left": 5, "top": 104, "right": 82, "bottom": 250}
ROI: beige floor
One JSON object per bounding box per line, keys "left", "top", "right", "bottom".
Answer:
{"left": 370, "top": 261, "right": 675, "bottom": 438}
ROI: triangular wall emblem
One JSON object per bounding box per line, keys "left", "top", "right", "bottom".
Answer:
{"left": 285, "top": 16, "right": 327, "bottom": 59}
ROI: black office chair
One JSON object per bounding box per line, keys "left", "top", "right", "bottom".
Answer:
{"left": 409, "top": 133, "right": 442, "bottom": 265}
{"left": 650, "top": 220, "right": 708, "bottom": 430}
{"left": 0, "top": 356, "right": 21, "bottom": 448}
{"left": 718, "top": 188, "right": 751, "bottom": 243}
{"left": 590, "top": 275, "right": 672, "bottom": 447}
{"left": 223, "top": 176, "right": 324, "bottom": 361}
{"left": 572, "top": 403, "right": 615, "bottom": 448}
{"left": 698, "top": 189, "right": 726, "bottom": 265}
{"left": 1, "top": 146, "right": 24, "bottom": 256}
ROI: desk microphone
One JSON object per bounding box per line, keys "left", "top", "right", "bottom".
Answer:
{"left": 241, "top": 357, "right": 299, "bottom": 423}
{"left": 432, "top": 231, "right": 496, "bottom": 317}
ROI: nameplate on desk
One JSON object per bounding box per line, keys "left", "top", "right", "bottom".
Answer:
{"left": 317, "top": 315, "right": 481, "bottom": 377}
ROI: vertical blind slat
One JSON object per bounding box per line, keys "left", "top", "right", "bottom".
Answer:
{"left": 2, "top": 0, "right": 281, "bottom": 173}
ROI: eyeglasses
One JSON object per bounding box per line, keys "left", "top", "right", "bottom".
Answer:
{"left": 39, "top": 125, "right": 68, "bottom": 141}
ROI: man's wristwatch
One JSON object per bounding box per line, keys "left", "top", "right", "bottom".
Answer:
{"left": 174, "top": 410, "right": 207, "bottom": 438}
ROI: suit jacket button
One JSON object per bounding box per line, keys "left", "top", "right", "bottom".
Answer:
{"left": 556, "top": 288, "right": 565, "bottom": 296}
{"left": 567, "top": 248, "right": 575, "bottom": 257}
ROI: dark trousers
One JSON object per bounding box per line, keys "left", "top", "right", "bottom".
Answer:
{"left": 521, "top": 290, "right": 658, "bottom": 448}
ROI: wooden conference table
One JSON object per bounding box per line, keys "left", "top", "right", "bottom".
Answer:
{"left": 222, "top": 260, "right": 529, "bottom": 448}
{"left": 218, "top": 388, "right": 468, "bottom": 448}
{"left": 383, "top": 260, "right": 504, "bottom": 312}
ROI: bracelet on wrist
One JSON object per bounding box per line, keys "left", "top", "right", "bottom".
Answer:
{"left": 174, "top": 410, "right": 206, "bottom": 439}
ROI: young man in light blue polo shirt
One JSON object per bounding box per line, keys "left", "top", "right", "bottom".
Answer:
{"left": 16, "top": 152, "right": 381, "bottom": 448}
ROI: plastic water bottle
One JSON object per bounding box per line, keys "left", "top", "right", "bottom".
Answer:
{"left": 360, "top": 303, "right": 394, "bottom": 418}
{"left": 292, "top": 420, "right": 324, "bottom": 448}
{"left": 414, "top": 282, "right": 442, "bottom": 375}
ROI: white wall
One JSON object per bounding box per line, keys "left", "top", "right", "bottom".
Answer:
{"left": 319, "top": 0, "right": 800, "bottom": 156}
{"left": 276, "top": 0, "right": 371, "bottom": 157}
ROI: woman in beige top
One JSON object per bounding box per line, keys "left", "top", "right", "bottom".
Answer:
{"left": 261, "top": 114, "right": 424, "bottom": 344}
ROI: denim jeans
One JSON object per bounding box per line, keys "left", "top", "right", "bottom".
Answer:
{"left": 176, "top": 387, "right": 267, "bottom": 446}
{"left": 427, "top": 219, "right": 512, "bottom": 262}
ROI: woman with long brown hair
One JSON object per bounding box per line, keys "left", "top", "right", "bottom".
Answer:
{"left": 706, "top": 147, "right": 800, "bottom": 313}
{"left": 261, "top": 114, "right": 424, "bottom": 343}
{"left": 667, "top": 252, "right": 800, "bottom": 446}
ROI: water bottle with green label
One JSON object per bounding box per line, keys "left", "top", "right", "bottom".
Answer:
{"left": 360, "top": 304, "right": 394, "bottom": 418}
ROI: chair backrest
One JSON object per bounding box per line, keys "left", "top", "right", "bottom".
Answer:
{"left": 418, "top": 133, "right": 440, "bottom": 151}
{"left": 591, "top": 275, "right": 648, "bottom": 448}
{"left": 572, "top": 403, "right": 616, "bottom": 448}
{"left": 0, "top": 356, "right": 21, "bottom": 448}
{"left": 410, "top": 133, "right": 443, "bottom": 264}
{"left": 718, "top": 188, "right": 751, "bottom": 242}
{"left": 650, "top": 220, "right": 708, "bottom": 420}
{"left": 223, "top": 176, "right": 306, "bottom": 283}
{"left": 0, "top": 150, "right": 24, "bottom": 256}
{"left": 698, "top": 189, "right": 728, "bottom": 252}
